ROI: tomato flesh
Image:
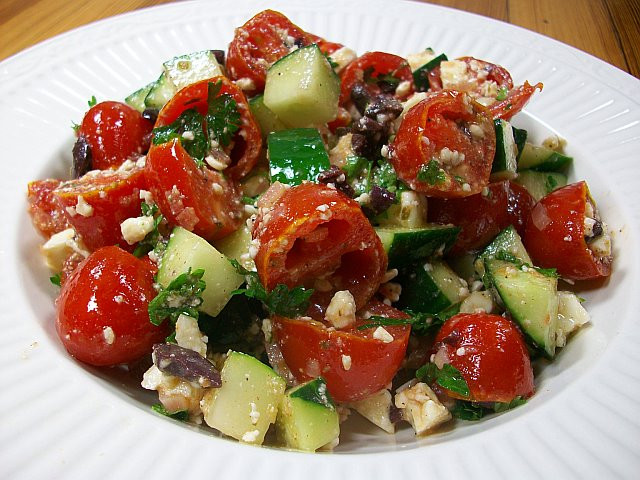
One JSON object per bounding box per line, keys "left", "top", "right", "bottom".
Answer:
{"left": 272, "top": 300, "right": 410, "bottom": 402}
{"left": 524, "top": 181, "right": 612, "bottom": 280}
{"left": 390, "top": 90, "right": 496, "bottom": 197}
{"left": 433, "top": 313, "right": 535, "bottom": 403}
{"left": 79, "top": 101, "right": 153, "bottom": 170}
{"left": 27, "top": 179, "right": 71, "bottom": 238}
{"left": 56, "top": 246, "right": 168, "bottom": 366}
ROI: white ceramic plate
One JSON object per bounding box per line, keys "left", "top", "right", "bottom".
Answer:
{"left": 1, "top": 0, "right": 639, "bottom": 478}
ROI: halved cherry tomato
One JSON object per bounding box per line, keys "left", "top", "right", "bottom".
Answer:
{"left": 155, "top": 77, "right": 262, "bottom": 180}
{"left": 27, "top": 179, "right": 71, "bottom": 238}
{"left": 428, "top": 180, "right": 536, "bottom": 255}
{"left": 432, "top": 313, "right": 534, "bottom": 403}
{"left": 145, "top": 138, "right": 243, "bottom": 241}
{"left": 252, "top": 182, "right": 387, "bottom": 314}
{"left": 390, "top": 90, "right": 496, "bottom": 197}
{"left": 272, "top": 300, "right": 410, "bottom": 402}
{"left": 524, "top": 181, "right": 612, "bottom": 280}
{"left": 314, "top": 38, "right": 343, "bottom": 56}
{"left": 79, "top": 101, "right": 153, "bottom": 170}
{"left": 226, "top": 10, "right": 314, "bottom": 94}
{"left": 339, "top": 52, "right": 414, "bottom": 105}
{"left": 53, "top": 163, "right": 147, "bottom": 251}
{"left": 487, "top": 81, "right": 544, "bottom": 121}
{"left": 56, "top": 246, "right": 169, "bottom": 366}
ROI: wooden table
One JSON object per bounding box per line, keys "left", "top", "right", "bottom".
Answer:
{"left": 2, "top": 0, "right": 639, "bottom": 78}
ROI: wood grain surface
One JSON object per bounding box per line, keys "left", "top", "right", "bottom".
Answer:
{"left": 1, "top": 0, "right": 639, "bottom": 78}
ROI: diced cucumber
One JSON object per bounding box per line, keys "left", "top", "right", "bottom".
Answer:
{"left": 375, "top": 224, "right": 459, "bottom": 269}
{"left": 518, "top": 143, "right": 572, "bottom": 172}
{"left": 484, "top": 258, "right": 558, "bottom": 358}
{"left": 144, "top": 72, "right": 176, "bottom": 110}
{"left": 163, "top": 50, "right": 224, "bottom": 91}
{"left": 125, "top": 81, "right": 154, "bottom": 112}
{"left": 412, "top": 53, "right": 448, "bottom": 92}
{"left": 157, "top": 227, "right": 243, "bottom": 317}
{"left": 249, "top": 94, "right": 289, "bottom": 139}
{"left": 491, "top": 119, "right": 518, "bottom": 181}
{"left": 514, "top": 170, "right": 567, "bottom": 201}
{"left": 264, "top": 44, "right": 340, "bottom": 127}
{"left": 276, "top": 378, "right": 339, "bottom": 452}
{"left": 201, "top": 351, "right": 286, "bottom": 444}
{"left": 397, "top": 259, "right": 468, "bottom": 314}
{"left": 376, "top": 191, "right": 428, "bottom": 229}
{"left": 512, "top": 126, "right": 528, "bottom": 161}
{"left": 213, "top": 223, "right": 254, "bottom": 270}
{"left": 267, "top": 128, "right": 330, "bottom": 185}
{"left": 475, "top": 225, "right": 532, "bottom": 276}
{"left": 448, "top": 252, "right": 480, "bottom": 285}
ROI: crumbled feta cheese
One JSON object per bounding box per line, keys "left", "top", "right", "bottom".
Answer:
{"left": 40, "top": 228, "right": 89, "bottom": 271}
{"left": 373, "top": 326, "right": 394, "bottom": 343}
{"left": 407, "top": 49, "right": 437, "bottom": 71}
{"left": 440, "top": 60, "right": 470, "bottom": 90}
{"left": 103, "top": 326, "right": 115, "bottom": 345}
{"left": 120, "top": 216, "right": 155, "bottom": 245}
{"left": 329, "top": 46, "right": 357, "bottom": 74}
{"left": 241, "top": 429, "right": 260, "bottom": 443}
{"left": 378, "top": 282, "right": 402, "bottom": 303}
{"left": 456, "top": 347, "right": 466, "bottom": 356}
{"left": 341, "top": 354, "right": 352, "bottom": 371}
{"left": 349, "top": 389, "right": 395, "bottom": 434}
{"left": 325, "top": 290, "right": 357, "bottom": 328}
{"left": 381, "top": 268, "right": 399, "bottom": 283}
{"left": 139, "top": 189, "right": 154, "bottom": 204}
{"left": 469, "top": 123, "right": 485, "bottom": 139}
{"left": 114, "top": 295, "right": 124, "bottom": 304}
{"left": 181, "top": 131, "right": 195, "bottom": 141}
{"left": 205, "top": 155, "right": 228, "bottom": 171}
{"left": 75, "top": 196, "right": 93, "bottom": 217}
{"left": 588, "top": 222, "right": 612, "bottom": 257}
{"left": 261, "top": 318, "right": 273, "bottom": 343}
{"left": 395, "top": 80, "right": 411, "bottom": 97}
{"left": 175, "top": 314, "right": 208, "bottom": 357}
{"left": 249, "top": 402, "right": 261, "bottom": 425}
{"left": 460, "top": 290, "right": 494, "bottom": 314}
{"left": 462, "top": 183, "right": 471, "bottom": 192}
{"left": 380, "top": 144, "right": 390, "bottom": 159}
{"left": 234, "top": 77, "right": 256, "bottom": 91}
{"left": 394, "top": 382, "right": 451, "bottom": 435}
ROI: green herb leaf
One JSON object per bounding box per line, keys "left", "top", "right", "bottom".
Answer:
{"left": 416, "top": 362, "right": 470, "bottom": 398}
{"left": 148, "top": 268, "right": 206, "bottom": 326}
{"left": 71, "top": 121, "right": 80, "bottom": 134}
{"left": 133, "top": 202, "right": 165, "bottom": 258}
{"left": 496, "top": 86, "right": 508, "bottom": 101}
{"left": 323, "top": 51, "right": 338, "bottom": 70}
{"left": 417, "top": 160, "right": 446, "bottom": 185}
{"left": 87, "top": 95, "right": 97, "bottom": 107}
{"left": 357, "top": 306, "right": 456, "bottom": 336}
{"left": 50, "top": 273, "right": 62, "bottom": 287}
{"left": 151, "top": 403, "right": 189, "bottom": 421}
{"left": 230, "top": 259, "right": 313, "bottom": 318}
{"left": 493, "top": 396, "right": 527, "bottom": 413}
{"left": 152, "top": 108, "right": 208, "bottom": 166}
{"left": 451, "top": 400, "right": 485, "bottom": 420}
{"left": 206, "top": 80, "right": 241, "bottom": 148}
{"left": 241, "top": 195, "right": 257, "bottom": 206}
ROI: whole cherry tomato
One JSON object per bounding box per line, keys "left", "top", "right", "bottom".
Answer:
{"left": 524, "top": 181, "right": 612, "bottom": 280}
{"left": 428, "top": 180, "right": 536, "bottom": 255}
{"left": 272, "top": 300, "right": 410, "bottom": 402}
{"left": 340, "top": 52, "right": 414, "bottom": 105}
{"left": 390, "top": 90, "right": 496, "bottom": 197}
{"left": 78, "top": 101, "right": 153, "bottom": 170}
{"left": 56, "top": 246, "right": 168, "bottom": 366}
{"left": 53, "top": 162, "right": 147, "bottom": 251}
{"left": 432, "top": 313, "right": 534, "bottom": 403}
{"left": 27, "top": 179, "right": 71, "bottom": 238}
{"left": 145, "top": 138, "right": 243, "bottom": 241}
{"left": 226, "top": 10, "right": 314, "bottom": 94}
{"left": 155, "top": 77, "right": 261, "bottom": 180}
{"left": 252, "top": 182, "right": 387, "bottom": 314}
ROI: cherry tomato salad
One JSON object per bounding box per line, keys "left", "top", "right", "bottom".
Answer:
{"left": 26, "top": 10, "right": 613, "bottom": 451}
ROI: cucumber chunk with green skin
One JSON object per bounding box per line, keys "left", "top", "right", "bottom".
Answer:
{"left": 264, "top": 44, "right": 340, "bottom": 127}
{"left": 413, "top": 53, "right": 448, "bottom": 91}
{"left": 518, "top": 143, "right": 573, "bottom": 171}
{"left": 375, "top": 224, "right": 459, "bottom": 269}
{"left": 157, "top": 227, "right": 243, "bottom": 317}
{"left": 491, "top": 119, "right": 518, "bottom": 181}
{"left": 125, "top": 81, "right": 154, "bottom": 112}
{"left": 276, "top": 377, "right": 339, "bottom": 452}
{"left": 201, "top": 351, "right": 286, "bottom": 445}
{"left": 484, "top": 258, "right": 558, "bottom": 358}
{"left": 513, "top": 170, "right": 567, "bottom": 201}
{"left": 249, "top": 95, "right": 290, "bottom": 139}
{"left": 397, "top": 260, "right": 468, "bottom": 314}
{"left": 213, "top": 223, "right": 254, "bottom": 270}
{"left": 475, "top": 225, "right": 532, "bottom": 276}
{"left": 268, "top": 128, "right": 330, "bottom": 185}
{"left": 144, "top": 72, "right": 176, "bottom": 110}
{"left": 512, "top": 126, "right": 528, "bottom": 161}
{"left": 163, "top": 50, "right": 224, "bottom": 91}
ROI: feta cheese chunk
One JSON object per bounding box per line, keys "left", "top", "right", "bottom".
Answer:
{"left": 120, "top": 216, "right": 155, "bottom": 245}
{"left": 440, "top": 60, "right": 470, "bottom": 90}
{"left": 394, "top": 382, "right": 451, "bottom": 435}
{"left": 40, "top": 227, "right": 89, "bottom": 271}
{"left": 350, "top": 389, "right": 395, "bottom": 433}
{"left": 329, "top": 46, "right": 357, "bottom": 74}
{"left": 325, "top": 290, "right": 357, "bottom": 328}
{"left": 175, "top": 314, "right": 208, "bottom": 357}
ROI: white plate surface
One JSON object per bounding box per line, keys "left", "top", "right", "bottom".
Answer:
{"left": 1, "top": 0, "right": 639, "bottom": 478}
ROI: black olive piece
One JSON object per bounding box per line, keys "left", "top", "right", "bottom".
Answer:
{"left": 377, "top": 81, "right": 397, "bottom": 94}
{"left": 142, "top": 108, "right": 159, "bottom": 124}
{"left": 317, "top": 166, "right": 355, "bottom": 197}
{"left": 389, "top": 402, "right": 403, "bottom": 424}
{"left": 71, "top": 135, "right": 92, "bottom": 178}
{"left": 591, "top": 220, "right": 603, "bottom": 238}
{"left": 364, "top": 94, "right": 403, "bottom": 120}
{"left": 210, "top": 49, "right": 226, "bottom": 65}
{"left": 350, "top": 133, "right": 367, "bottom": 156}
{"left": 368, "top": 185, "right": 396, "bottom": 215}
{"left": 350, "top": 82, "right": 372, "bottom": 115}
{"left": 153, "top": 343, "right": 221, "bottom": 388}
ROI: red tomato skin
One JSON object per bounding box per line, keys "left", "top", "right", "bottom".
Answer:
{"left": 252, "top": 183, "right": 387, "bottom": 312}
{"left": 27, "top": 179, "right": 71, "bottom": 238}
{"left": 428, "top": 180, "right": 536, "bottom": 255}
{"left": 390, "top": 90, "right": 496, "bottom": 197}
{"left": 53, "top": 164, "right": 147, "bottom": 251}
{"left": 155, "top": 77, "right": 262, "bottom": 180}
{"left": 145, "top": 139, "right": 243, "bottom": 241}
{"left": 428, "top": 57, "right": 514, "bottom": 93}
{"left": 340, "top": 52, "right": 414, "bottom": 105}
{"left": 272, "top": 300, "right": 410, "bottom": 402}
{"left": 79, "top": 101, "right": 153, "bottom": 170}
{"left": 488, "top": 81, "right": 543, "bottom": 121}
{"left": 56, "top": 246, "right": 168, "bottom": 366}
{"left": 434, "top": 313, "right": 535, "bottom": 403}
{"left": 524, "top": 181, "right": 611, "bottom": 280}
{"left": 226, "top": 10, "right": 314, "bottom": 94}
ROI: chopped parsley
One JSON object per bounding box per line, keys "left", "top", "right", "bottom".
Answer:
{"left": 323, "top": 51, "right": 339, "bottom": 70}
{"left": 416, "top": 362, "right": 470, "bottom": 398}
{"left": 230, "top": 260, "right": 313, "bottom": 318}
{"left": 417, "top": 160, "right": 446, "bottom": 185}
{"left": 363, "top": 66, "right": 401, "bottom": 89}
{"left": 206, "top": 80, "right": 241, "bottom": 147}
{"left": 451, "top": 401, "right": 485, "bottom": 420}
{"left": 133, "top": 202, "right": 165, "bottom": 258}
{"left": 49, "top": 273, "right": 62, "bottom": 287}
{"left": 151, "top": 403, "right": 189, "bottom": 421}
{"left": 493, "top": 396, "right": 527, "bottom": 413}
{"left": 358, "top": 304, "right": 458, "bottom": 336}
{"left": 152, "top": 108, "right": 209, "bottom": 166}
{"left": 496, "top": 86, "right": 508, "bottom": 101}
{"left": 148, "top": 268, "right": 206, "bottom": 326}
{"left": 87, "top": 95, "right": 97, "bottom": 107}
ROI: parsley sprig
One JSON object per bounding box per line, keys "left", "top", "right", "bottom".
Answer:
{"left": 50, "top": 273, "right": 62, "bottom": 287}
{"left": 357, "top": 304, "right": 459, "bottom": 336}
{"left": 152, "top": 109, "right": 209, "bottom": 166}
{"left": 206, "top": 81, "right": 241, "bottom": 147}
{"left": 417, "top": 160, "right": 446, "bottom": 185}
{"left": 416, "top": 362, "right": 470, "bottom": 398}
{"left": 151, "top": 403, "right": 188, "bottom": 421}
{"left": 230, "top": 260, "right": 313, "bottom": 318}
{"left": 148, "top": 268, "right": 206, "bottom": 326}
{"left": 451, "top": 396, "right": 527, "bottom": 420}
